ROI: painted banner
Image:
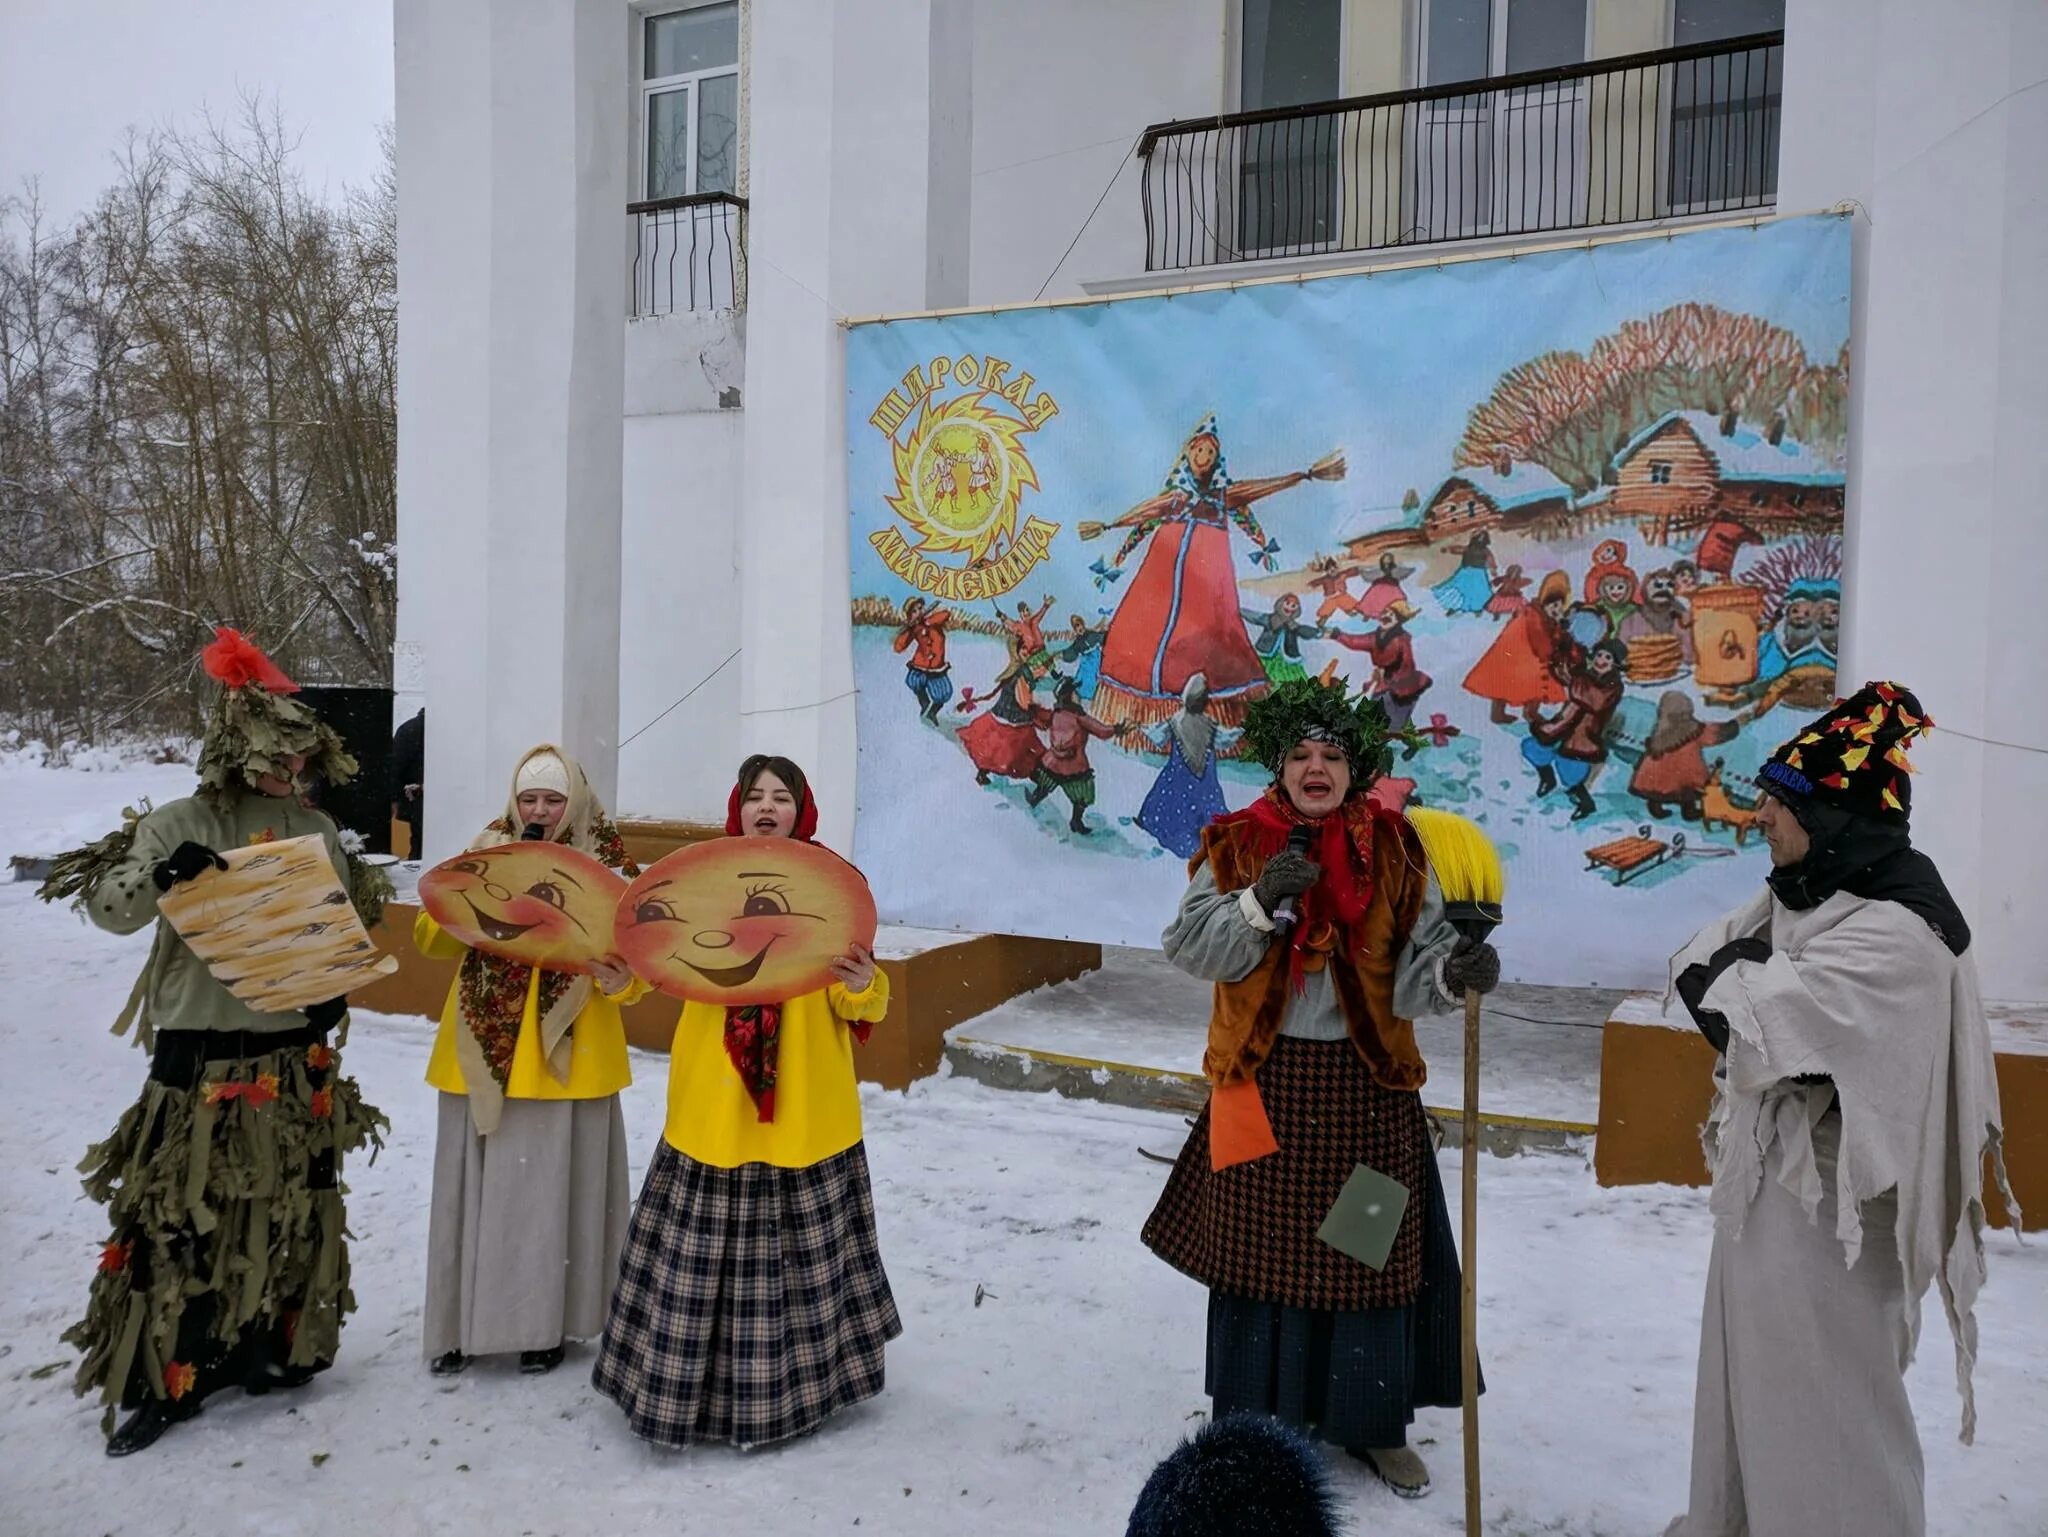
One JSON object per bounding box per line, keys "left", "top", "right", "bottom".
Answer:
{"left": 847, "top": 214, "right": 1850, "bottom": 986}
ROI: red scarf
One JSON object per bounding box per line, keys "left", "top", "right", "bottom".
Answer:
{"left": 721, "top": 783, "right": 861, "bottom": 1122}
{"left": 1217, "top": 786, "right": 1381, "bottom": 994}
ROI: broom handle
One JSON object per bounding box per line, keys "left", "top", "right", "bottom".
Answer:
{"left": 1461, "top": 983, "right": 1482, "bottom": 1537}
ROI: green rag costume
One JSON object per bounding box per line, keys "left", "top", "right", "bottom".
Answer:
{"left": 43, "top": 630, "right": 388, "bottom": 1435}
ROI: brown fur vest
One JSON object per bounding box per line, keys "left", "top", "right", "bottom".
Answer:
{"left": 1195, "top": 813, "right": 1429, "bottom": 1092}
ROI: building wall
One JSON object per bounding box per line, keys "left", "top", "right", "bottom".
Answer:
{"left": 966, "top": 0, "right": 1227, "bottom": 303}
{"left": 618, "top": 311, "right": 746, "bottom": 821}
{"left": 1776, "top": 0, "right": 2048, "bottom": 1003}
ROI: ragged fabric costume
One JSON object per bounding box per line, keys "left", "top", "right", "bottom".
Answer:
{"left": 41, "top": 630, "right": 387, "bottom": 1445}
{"left": 1140, "top": 679, "right": 1477, "bottom": 1461}
{"left": 1664, "top": 682, "right": 2016, "bottom": 1537}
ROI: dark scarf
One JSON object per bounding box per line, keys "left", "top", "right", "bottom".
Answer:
{"left": 1226, "top": 785, "right": 1379, "bottom": 994}
{"left": 1767, "top": 801, "right": 1971, "bottom": 955}
{"left": 719, "top": 782, "right": 844, "bottom": 1122}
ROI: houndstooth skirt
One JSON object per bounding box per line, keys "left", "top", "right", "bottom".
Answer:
{"left": 1142, "top": 1034, "right": 1433, "bottom": 1311}
{"left": 592, "top": 1140, "right": 902, "bottom": 1449}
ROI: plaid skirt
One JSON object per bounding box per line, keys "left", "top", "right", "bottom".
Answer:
{"left": 1142, "top": 1035, "right": 1432, "bottom": 1311}
{"left": 592, "top": 1140, "right": 902, "bottom": 1449}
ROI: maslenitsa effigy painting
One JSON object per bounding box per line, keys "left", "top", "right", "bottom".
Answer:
{"left": 847, "top": 214, "right": 1850, "bottom": 984}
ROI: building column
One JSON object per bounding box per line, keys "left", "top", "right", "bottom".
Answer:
{"left": 735, "top": 0, "right": 972, "bottom": 850}
{"left": 1777, "top": 0, "right": 2048, "bottom": 1001}
{"left": 395, "top": 0, "right": 627, "bottom": 861}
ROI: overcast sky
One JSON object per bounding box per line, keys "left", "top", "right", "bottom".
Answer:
{"left": 0, "top": 0, "right": 394, "bottom": 223}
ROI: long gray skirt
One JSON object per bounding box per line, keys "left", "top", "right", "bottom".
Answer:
{"left": 422, "top": 1091, "right": 631, "bottom": 1360}
{"left": 1667, "top": 1108, "right": 1921, "bottom": 1536}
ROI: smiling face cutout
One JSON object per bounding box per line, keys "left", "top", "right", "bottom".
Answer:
{"left": 417, "top": 843, "right": 628, "bottom": 971}
{"left": 615, "top": 837, "right": 878, "bottom": 1006}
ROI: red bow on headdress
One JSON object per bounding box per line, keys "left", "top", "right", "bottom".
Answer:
{"left": 201, "top": 628, "right": 299, "bottom": 694}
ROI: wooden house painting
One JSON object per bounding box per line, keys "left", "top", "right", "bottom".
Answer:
{"left": 1611, "top": 409, "right": 1845, "bottom": 545}
{"left": 1419, "top": 461, "right": 1574, "bottom": 545}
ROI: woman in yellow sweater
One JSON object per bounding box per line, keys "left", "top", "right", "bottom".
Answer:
{"left": 418, "top": 745, "right": 647, "bottom": 1376}
{"left": 593, "top": 754, "right": 900, "bottom": 1448}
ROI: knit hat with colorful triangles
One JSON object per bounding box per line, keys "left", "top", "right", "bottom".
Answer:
{"left": 1757, "top": 680, "right": 1931, "bottom": 825}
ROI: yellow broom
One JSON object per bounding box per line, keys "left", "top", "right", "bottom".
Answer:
{"left": 1404, "top": 806, "right": 1504, "bottom": 1537}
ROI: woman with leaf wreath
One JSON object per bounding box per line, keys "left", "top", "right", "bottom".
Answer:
{"left": 1140, "top": 678, "right": 1500, "bottom": 1500}
{"left": 38, "top": 629, "right": 387, "bottom": 1456}
{"left": 414, "top": 745, "right": 647, "bottom": 1378}
{"left": 1084, "top": 414, "right": 1345, "bottom": 736}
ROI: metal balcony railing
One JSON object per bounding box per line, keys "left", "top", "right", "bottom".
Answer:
{"left": 629, "top": 191, "right": 748, "bottom": 316}
{"left": 1138, "top": 31, "right": 1783, "bottom": 272}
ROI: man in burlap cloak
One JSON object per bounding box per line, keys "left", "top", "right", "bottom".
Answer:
{"left": 39, "top": 630, "right": 388, "bottom": 1455}
{"left": 1140, "top": 678, "right": 1500, "bottom": 1499}
{"left": 1664, "top": 681, "right": 2015, "bottom": 1536}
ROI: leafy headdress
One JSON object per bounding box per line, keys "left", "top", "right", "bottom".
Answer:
{"left": 1239, "top": 676, "right": 1403, "bottom": 784}
{"left": 195, "top": 628, "right": 356, "bottom": 803}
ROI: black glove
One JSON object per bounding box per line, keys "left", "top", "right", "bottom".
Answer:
{"left": 304, "top": 996, "right": 348, "bottom": 1032}
{"left": 1675, "top": 936, "right": 1771, "bottom": 1054}
{"left": 1250, "top": 849, "right": 1320, "bottom": 918}
{"left": 152, "top": 841, "right": 227, "bottom": 892}
{"left": 1442, "top": 936, "right": 1501, "bottom": 997}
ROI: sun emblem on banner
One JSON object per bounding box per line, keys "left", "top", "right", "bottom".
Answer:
{"left": 886, "top": 393, "right": 1041, "bottom": 564}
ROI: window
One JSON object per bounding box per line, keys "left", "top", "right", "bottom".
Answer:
{"left": 1236, "top": 0, "right": 1342, "bottom": 253}
{"left": 641, "top": 3, "right": 739, "bottom": 200}
{"left": 1421, "top": 0, "right": 1588, "bottom": 84}
{"left": 1648, "top": 460, "right": 1673, "bottom": 485}
{"left": 1669, "top": 0, "right": 1783, "bottom": 211}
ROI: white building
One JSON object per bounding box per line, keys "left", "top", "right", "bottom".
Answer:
{"left": 393, "top": 0, "right": 2048, "bottom": 1004}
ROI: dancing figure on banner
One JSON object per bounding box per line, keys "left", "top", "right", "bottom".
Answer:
{"left": 1243, "top": 592, "right": 1325, "bottom": 686}
{"left": 1136, "top": 673, "right": 1241, "bottom": 859}
{"left": 1082, "top": 414, "right": 1346, "bottom": 736}
{"left": 892, "top": 597, "right": 954, "bottom": 722}
{"left": 413, "top": 745, "right": 646, "bottom": 1379}
{"left": 1665, "top": 684, "right": 2014, "bottom": 1537}
{"left": 1327, "top": 601, "right": 1432, "bottom": 734}
{"left": 1026, "top": 676, "right": 1127, "bottom": 836}
{"left": 1356, "top": 551, "right": 1418, "bottom": 619}
{"left": 37, "top": 629, "right": 388, "bottom": 1455}
{"left": 1464, "top": 570, "right": 1571, "bottom": 725}
{"left": 1432, "top": 531, "right": 1497, "bottom": 615}
{"left": 1140, "top": 678, "right": 1498, "bottom": 1501}
{"left": 959, "top": 639, "right": 1052, "bottom": 787}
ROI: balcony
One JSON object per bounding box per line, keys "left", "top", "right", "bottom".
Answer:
{"left": 629, "top": 191, "right": 748, "bottom": 316}
{"left": 1138, "top": 31, "right": 1783, "bottom": 273}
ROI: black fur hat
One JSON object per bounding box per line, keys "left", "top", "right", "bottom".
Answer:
{"left": 1125, "top": 1414, "right": 1344, "bottom": 1537}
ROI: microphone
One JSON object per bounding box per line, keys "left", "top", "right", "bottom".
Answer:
{"left": 520, "top": 823, "right": 547, "bottom": 841}
{"left": 1270, "top": 823, "right": 1317, "bottom": 930}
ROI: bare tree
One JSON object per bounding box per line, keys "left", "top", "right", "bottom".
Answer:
{"left": 0, "top": 100, "right": 395, "bottom": 747}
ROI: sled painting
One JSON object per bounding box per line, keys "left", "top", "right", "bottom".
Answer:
{"left": 845, "top": 213, "right": 1850, "bottom": 987}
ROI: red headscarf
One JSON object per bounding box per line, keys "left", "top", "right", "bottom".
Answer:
{"left": 718, "top": 769, "right": 861, "bottom": 1121}
{"left": 1216, "top": 784, "right": 1387, "bottom": 994}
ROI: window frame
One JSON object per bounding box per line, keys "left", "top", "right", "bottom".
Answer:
{"left": 636, "top": 1, "right": 741, "bottom": 203}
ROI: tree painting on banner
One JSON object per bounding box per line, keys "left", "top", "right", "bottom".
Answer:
{"left": 845, "top": 214, "right": 1850, "bottom": 986}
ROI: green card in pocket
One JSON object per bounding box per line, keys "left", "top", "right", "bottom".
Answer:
{"left": 1316, "top": 1163, "right": 1411, "bottom": 1272}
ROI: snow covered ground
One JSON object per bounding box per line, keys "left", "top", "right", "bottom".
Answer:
{"left": 4, "top": 756, "right": 2045, "bottom": 1536}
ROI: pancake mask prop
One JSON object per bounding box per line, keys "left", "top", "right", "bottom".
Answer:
{"left": 418, "top": 842, "right": 628, "bottom": 971}
{"left": 616, "top": 837, "right": 879, "bottom": 1006}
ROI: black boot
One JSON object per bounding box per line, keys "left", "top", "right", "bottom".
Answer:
{"left": 519, "top": 1344, "right": 566, "bottom": 1375}
{"left": 1645, "top": 799, "right": 1671, "bottom": 820}
{"left": 105, "top": 1395, "right": 203, "bottom": 1457}
{"left": 1069, "top": 805, "right": 1092, "bottom": 836}
{"left": 974, "top": 769, "right": 991, "bottom": 787}
{"left": 1568, "top": 783, "right": 1598, "bottom": 821}
{"left": 1679, "top": 794, "right": 1704, "bottom": 822}
{"left": 1534, "top": 764, "right": 1558, "bottom": 798}
{"left": 430, "top": 1350, "right": 470, "bottom": 1377}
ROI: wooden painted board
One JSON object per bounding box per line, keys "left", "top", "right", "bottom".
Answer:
{"left": 416, "top": 842, "right": 629, "bottom": 972}
{"left": 157, "top": 833, "right": 398, "bottom": 1012}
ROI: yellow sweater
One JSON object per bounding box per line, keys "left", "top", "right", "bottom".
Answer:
{"left": 417, "top": 912, "right": 647, "bottom": 1100}
{"left": 663, "top": 974, "right": 891, "bottom": 1170}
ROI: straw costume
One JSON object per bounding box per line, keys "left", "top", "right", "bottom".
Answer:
{"left": 39, "top": 629, "right": 387, "bottom": 1455}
